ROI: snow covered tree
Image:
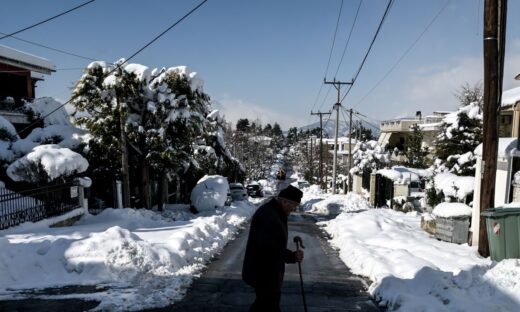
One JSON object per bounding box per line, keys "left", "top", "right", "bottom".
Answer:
{"left": 404, "top": 124, "right": 429, "bottom": 168}
{"left": 71, "top": 60, "right": 237, "bottom": 207}
{"left": 433, "top": 103, "right": 482, "bottom": 176}
{"left": 350, "top": 140, "right": 390, "bottom": 175}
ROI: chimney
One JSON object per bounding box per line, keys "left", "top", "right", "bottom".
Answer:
{"left": 416, "top": 111, "right": 422, "bottom": 120}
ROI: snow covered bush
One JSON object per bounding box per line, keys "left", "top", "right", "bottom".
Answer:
{"left": 7, "top": 145, "right": 88, "bottom": 183}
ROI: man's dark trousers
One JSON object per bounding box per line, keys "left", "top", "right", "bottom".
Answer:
{"left": 249, "top": 288, "right": 281, "bottom": 312}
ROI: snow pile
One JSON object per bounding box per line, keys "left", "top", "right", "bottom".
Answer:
{"left": 0, "top": 201, "right": 257, "bottom": 311}
{"left": 190, "top": 175, "right": 229, "bottom": 212}
{"left": 305, "top": 192, "right": 369, "bottom": 215}
{"left": 432, "top": 202, "right": 472, "bottom": 218}
{"left": 433, "top": 172, "right": 475, "bottom": 201}
{"left": 319, "top": 207, "right": 520, "bottom": 311}
{"left": 377, "top": 166, "right": 432, "bottom": 184}
{"left": 7, "top": 144, "right": 88, "bottom": 183}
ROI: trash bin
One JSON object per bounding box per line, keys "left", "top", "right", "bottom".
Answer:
{"left": 481, "top": 207, "right": 520, "bottom": 261}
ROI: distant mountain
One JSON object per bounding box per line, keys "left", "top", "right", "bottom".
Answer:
{"left": 298, "top": 119, "right": 380, "bottom": 139}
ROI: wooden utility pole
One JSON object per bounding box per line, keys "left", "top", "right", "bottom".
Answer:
{"left": 479, "top": 0, "right": 507, "bottom": 257}
{"left": 346, "top": 108, "right": 354, "bottom": 192}
{"left": 324, "top": 79, "right": 352, "bottom": 194}
{"left": 311, "top": 110, "right": 331, "bottom": 189}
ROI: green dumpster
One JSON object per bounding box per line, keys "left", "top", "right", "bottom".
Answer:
{"left": 481, "top": 207, "right": 520, "bottom": 261}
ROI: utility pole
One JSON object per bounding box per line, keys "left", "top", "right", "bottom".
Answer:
{"left": 311, "top": 110, "right": 331, "bottom": 189}
{"left": 324, "top": 78, "right": 353, "bottom": 194}
{"left": 479, "top": 0, "right": 507, "bottom": 257}
{"left": 346, "top": 108, "right": 354, "bottom": 192}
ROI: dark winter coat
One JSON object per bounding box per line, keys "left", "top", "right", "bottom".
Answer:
{"left": 242, "top": 198, "right": 296, "bottom": 291}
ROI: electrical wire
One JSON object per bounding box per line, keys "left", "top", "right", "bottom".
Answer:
{"left": 324, "top": 0, "right": 344, "bottom": 80}
{"left": 0, "top": 31, "right": 97, "bottom": 61}
{"left": 333, "top": 0, "right": 363, "bottom": 78}
{"left": 0, "top": 0, "right": 96, "bottom": 40}
{"left": 351, "top": 0, "right": 450, "bottom": 109}
{"left": 16, "top": 0, "right": 209, "bottom": 136}
{"left": 340, "top": 0, "right": 394, "bottom": 103}
{"left": 308, "top": 0, "right": 344, "bottom": 121}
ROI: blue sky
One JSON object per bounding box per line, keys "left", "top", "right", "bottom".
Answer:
{"left": 1, "top": 0, "right": 520, "bottom": 130}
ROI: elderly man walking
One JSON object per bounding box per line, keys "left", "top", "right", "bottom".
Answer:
{"left": 242, "top": 185, "right": 304, "bottom": 312}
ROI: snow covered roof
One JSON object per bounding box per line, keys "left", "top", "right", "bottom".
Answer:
{"left": 0, "top": 45, "right": 55, "bottom": 74}
{"left": 474, "top": 137, "right": 520, "bottom": 158}
{"left": 502, "top": 86, "right": 520, "bottom": 107}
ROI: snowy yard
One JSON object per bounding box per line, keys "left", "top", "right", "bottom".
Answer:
{"left": 303, "top": 188, "right": 520, "bottom": 311}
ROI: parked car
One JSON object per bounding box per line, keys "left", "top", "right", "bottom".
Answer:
{"left": 246, "top": 183, "right": 264, "bottom": 198}
{"left": 297, "top": 181, "right": 311, "bottom": 189}
{"left": 229, "top": 183, "right": 248, "bottom": 201}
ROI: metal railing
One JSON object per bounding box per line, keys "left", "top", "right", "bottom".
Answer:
{"left": 0, "top": 183, "right": 81, "bottom": 230}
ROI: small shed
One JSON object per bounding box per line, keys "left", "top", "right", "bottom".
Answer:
{"left": 472, "top": 138, "right": 520, "bottom": 245}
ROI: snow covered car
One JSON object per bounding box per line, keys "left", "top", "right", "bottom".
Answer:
{"left": 246, "top": 183, "right": 264, "bottom": 198}
{"left": 190, "top": 175, "right": 231, "bottom": 212}
{"left": 297, "top": 181, "right": 311, "bottom": 189}
{"left": 229, "top": 183, "right": 248, "bottom": 201}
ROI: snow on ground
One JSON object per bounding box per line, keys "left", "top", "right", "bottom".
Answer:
{"left": 300, "top": 188, "right": 520, "bottom": 311}
{"left": 0, "top": 201, "right": 257, "bottom": 311}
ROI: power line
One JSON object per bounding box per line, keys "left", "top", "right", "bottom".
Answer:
{"left": 17, "top": 0, "right": 209, "bottom": 136}
{"left": 333, "top": 0, "right": 363, "bottom": 78}
{"left": 352, "top": 0, "right": 450, "bottom": 109}
{"left": 309, "top": 0, "right": 345, "bottom": 120}
{"left": 0, "top": 0, "right": 96, "bottom": 40}
{"left": 0, "top": 32, "right": 97, "bottom": 61}
{"left": 122, "top": 0, "right": 208, "bottom": 67}
{"left": 324, "top": 0, "right": 345, "bottom": 79}
{"left": 340, "top": 0, "right": 394, "bottom": 103}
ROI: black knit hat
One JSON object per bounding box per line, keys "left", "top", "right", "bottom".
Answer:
{"left": 278, "top": 185, "right": 303, "bottom": 203}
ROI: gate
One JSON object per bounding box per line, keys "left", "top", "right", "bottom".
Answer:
{"left": 375, "top": 174, "right": 394, "bottom": 208}
{"left": 0, "top": 182, "right": 81, "bottom": 230}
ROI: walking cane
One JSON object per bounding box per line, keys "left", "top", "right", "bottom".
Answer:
{"left": 293, "top": 236, "right": 308, "bottom": 312}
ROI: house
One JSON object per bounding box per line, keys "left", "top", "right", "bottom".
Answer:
{"left": 0, "top": 45, "right": 55, "bottom": 136}
{"left": 323, "top": 136, "right": 358, "bottom": 167}
{"left": 498, "top": 86, "right": 520, "bottom": 137}
{"left": 377, "top": 111, "right": 448, "bottom": 163}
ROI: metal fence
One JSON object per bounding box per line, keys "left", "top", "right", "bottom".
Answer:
{"left": 0, "top": 183, "right": 81, "bottom": 230}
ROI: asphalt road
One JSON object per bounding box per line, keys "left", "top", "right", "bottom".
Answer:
{"left": 148, "top": 211, "right": 380, "bottom": 312}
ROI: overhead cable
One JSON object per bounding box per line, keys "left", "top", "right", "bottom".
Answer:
{"left": 333, "top": 0, "right": 363, "bottom": 78}
{"left": 352, "top": 0, "right": 450, "bottom": 109}
{"left": 340, "top": 0, "right": 394, "bottom": 103}
{"left": 17, "top": 0, "right": 209, "bottom": 136}
{"left": 0, "top": 0, "right": 96, "bottom": 40}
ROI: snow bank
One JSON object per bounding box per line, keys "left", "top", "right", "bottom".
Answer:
{"left": 432, "top": 202, "right": 472, "bottom": 218}
{"left": 0, "top": 201, "right": 257, "bottom": 311}
{"left": 320, "top": 203, "right": 519, "bottom": 311}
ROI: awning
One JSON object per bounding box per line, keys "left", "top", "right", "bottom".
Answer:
{"left": 377, "top": 132, "right": 391, "bottom": 147}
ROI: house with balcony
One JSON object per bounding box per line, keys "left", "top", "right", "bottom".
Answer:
{"left": 377, "top": 111, "right": 448, "bottom": 163}
{"left": 0, "top": 45, "right": 56, "bottom": 136}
